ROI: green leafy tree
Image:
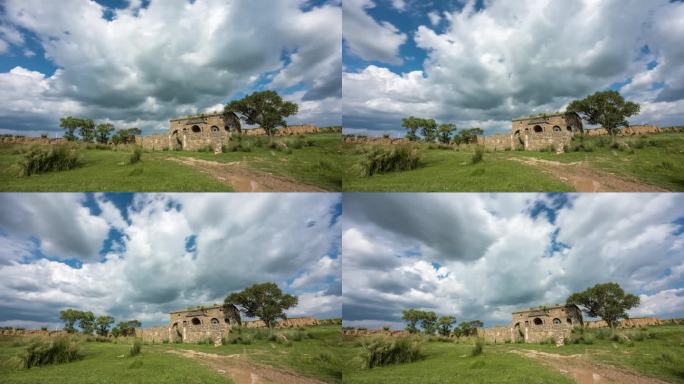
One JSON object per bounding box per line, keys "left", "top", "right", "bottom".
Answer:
{"left": 59, "top": 117, "right": 81, "bottom": 141}
{"left": 566, "top": 282, "right": 640, "bottom": 331}
{"left": 402, "top": 116, "right": 422, "bottom": 141}
{"left": 420, "top": 119, "right": 438, "bottom": 143}
{"left": 420, "top": 311, "right": 438, "bottom": 335}
{"left": 438, "top": 315, "right": 457, "bottom": 336}
{"left": 111, "top": 327, "right": 121, "bottom": 337}
{"left": 401, "top": 308, "right": 422, "bottom": 333}
{"left": 78, "top": 311, "right": 96, "bottom": 334}
{"left": 111, "top": 128, "right": 141, "bottom": 145}
{"left": 225, "top": 91, "right": 298, "bottom": 138}
{"left": 567, "top": 90, "right": 640, "bottom": 144}
{"left": 456, "top": 320, "right": 483, "bottom": 337}
{"left": 78, "top": 119, "right": 96, "bottom": 143}
{"left": 95, "top": 123, "right": 115, "bottom": 144}
{"left": 59, "top": 309, "right": 82, "bottom": 333}
{"left": 225, "top": 282, "right": 298, "bottom": 328}
{"left": 96, "top": 315, "right": 115, "bottom": 336}
{"left": 454, "top": 128, "right": 483, "bottom": 145}
{"left": 438, "top": 123, "right": 456, "bottom": 144}
{"left": 115, "top": 320, "right": 141, "bottom": 337}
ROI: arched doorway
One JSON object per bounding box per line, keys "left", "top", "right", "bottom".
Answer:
{"left": 171, "top": 323, "right": 182, "bottom": 342}
{"left": 171, "top": 130, "right": 182, "bottom": 150}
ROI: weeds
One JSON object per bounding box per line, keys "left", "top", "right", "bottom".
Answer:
{"left": 21, "top": 337, "right": 82, "bottom": 368}
{"left": 471, "top": 339, "right": 484, "bottom": 356}
{"left": 129, "top": 147, "right": 142, "bottom": 164}
{"left": 359, "top": 336, "right": 424, "bottom": 369}
{"left": 18, "top": 145, "right": 82, "bottom": 176}
{"left": 359, "top": 146, "right": 422, "bottom": 176}
{"left": 128, "top": 340, "right": 141, "bottom": 357}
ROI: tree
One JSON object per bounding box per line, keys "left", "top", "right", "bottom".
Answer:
{"left": 116, "top": 320, "right": 141, "bottom": 337}
{"left": 438, "top": 123, "right": 456, "bottom": 144}
{"left": 59, "top": 309, "right": 82, "bottom": 333}
{"left": 96, "top": 316, "right": 115, "bottom": 336}
{"left": 566, "top": 282, "right": 640, "bottom": 331}
{"left": 225, "top": 91, "right": 298, "bottom": 138}
{"left": 420, "top": 311, "right": 438, "bottom": 335}
{"left": 59, "top": 117, "right": 81, "bottom": 141}
{"left": 455, "top": 320, "right": 483, "bottom": 337}
{"left": 401, "top": 116, "right": 421, "bottom": 141}
{"left": 567, "top": 90, "right": 640, "bottom": 144}
{"left": 111, "top": 327, "right": 121, "bottom": 337}
{"left": 95, "top": 123, "right": 115, "bottom": 144}
{"left": 454, "top": 128, "right": 483, "bottom": 145}
{"left": 438, "top": 315, "right": 457, "bottom": 336}
{"left": 401, "top": 308, "right": 422, "bottom": 333}
{"left": 225, "top": 282, "right": 298, "bottom": 328}
{"left": 111, "top": 128, "right": 141, "bottom": 145}
{"left": 78, "top": 311, "right": 96, "bottom": 334}
{"left": 420, "top": 119, "right": 438, "bottom": 143}
{"left": 78, "top": 119, "right": 96, "bottom": 143}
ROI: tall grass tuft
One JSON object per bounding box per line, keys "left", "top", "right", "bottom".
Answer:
{"left": 21, "top": 337, "right": 82, "bottom": 368}
{"left": 471, "top": 339, "right": 484, "bottom": 356}
{"left": 128, "top": 340, "right": 141, "bottom": 357}
{"left": 129, "top": 147, "right": 142, "bottom": 164}
{"left": 359, "top": 337, "right": 424, "bottom": 369}
{"left": 359, "top": 146, "right": 421, "bottom": 176}
{"left": 18, "top": 145, "right": 81, "bottom": 176}
{"left": 471, "top": 146, "right": 484, "bottom": 164}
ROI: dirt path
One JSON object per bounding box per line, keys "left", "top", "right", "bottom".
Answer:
{"left": 511, "top": 157, "right": 668, "bottom": 192}
{"left": 165, "top": 157, "right": 326, "bottom": 192}
{"left": 510, "top": 349, "right": 669, "bottom": 384}
{"left": 167, "top": 349, "right": 328, "bottom": 384}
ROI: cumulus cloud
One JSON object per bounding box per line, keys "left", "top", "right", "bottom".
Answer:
{"left": 343, "top": 0, "right": 407, "bottom": 65}
{"left": 0, "top": 193, "right": 342, "bottom": 327}
{"left": 343, "top": 0, "right": 684, "bottom": 135}
{"left": 0, "top": 0, "right": 341, "bottom": 135}
{"left": 343, "top": 193, "right": 684, "bottom": 328}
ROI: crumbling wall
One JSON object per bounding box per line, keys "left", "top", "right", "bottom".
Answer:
{"left": 342, "top": 136, "right": 411, "bottom": 145}
{"left": 482, "top": 134, "right": 512, "bottom": 151}
{"left": 0, "top": 135, "right": 66, "bottom": 145}
{"left": 138, "top": 326, "right": 169, "bottom": 343}
{"left": 585, "top": 125, "right": 660, "bottom": 136}
{"left": 524, "top": 131, "right": 574, "bottom": 152}
{"left": 0, "top": 328, "right": 67, "bottom": 337}
{"left": 242, "top": 317, "right": 319, "bottom": 329}
{"left": 140, "top": 134, "right": 169, "bottom": 151}
{"left": 584, "top": 317, "right": 661, "bottom": 329}
{"left": 478, "top": 326, "right": 512, "bottom": 344}
{"left": 243, "top": 125, "right": 321, "bottom": 136}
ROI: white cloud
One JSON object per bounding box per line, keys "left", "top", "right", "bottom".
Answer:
{"left": 632, "top": 289, "right": 684, "bottom": 318}
{"left": 0, "top": 194, "right": 342, "bottom": 327}
{"left": 427, "top": 11, "right": 441, "bottom": 26}
{"left": 343, "top": 0, "right": 684, "bottom": 134}
{"left": 390, "top": 0, "right": 407, "bottom": 12}
{"left": 343, "top": 0, "right": 407, "bottom": 65}
{"left": 0, "top": 0, "right": 341, "bottom": 135}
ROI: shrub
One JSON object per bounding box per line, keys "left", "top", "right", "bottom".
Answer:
{"left": 359, "top": 146, "right": 422, "bottom": 176}
{"left": 129, "top": 147, "right": 142, "bottom": 164}
{"left": 471, "top": 339, "right": 484, "bottom": 356}
{"left": 18, "top": 145, "right": 82, "bottom": 176}
{"left": 659, "top": 161, "right": 674, "bottom": 170}
{"left": 128, "top": 340, "right": 141, "bottom": 357}
{"left": 21, "top": 337, "right": 82, "bottom": 368}
{"left": 471, "top": 146, "right": 484, "bottom": 164}
{"left": 359, "top": 337, "right": 424, "bottom": 369}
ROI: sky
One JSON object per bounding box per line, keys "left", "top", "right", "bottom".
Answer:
{"left": 342, "top": 193, "right": 684, "bottom": 329}
{"left": 0, "top": 193, "right": 342, "bottom": 329}
{"left": 342, "top": 0, "right": 684, "bottom": 137}
{"left": 0, "top": 0, "right": 342, "bottom": 137}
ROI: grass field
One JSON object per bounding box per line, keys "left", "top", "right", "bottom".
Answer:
{"left": 341, "top": 132, "right": 684, "bottom": 192}
{"left": 342, "top": 325, "right": 684, "bottom": 384}
{"left": 0, "top": 325, "right": 342, "bottom": 384}
{"left": 0, "top": 133, "right": 341, "bottom": 192}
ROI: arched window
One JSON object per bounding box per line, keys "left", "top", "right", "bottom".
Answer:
{"left": 211, "top": 126, "right": 219, "bottom": 133}
{"left": 552, "top": 318, "right": 561, "bottom": 325}
{"left": 210, "top": 318, "right": 220, "bottom": 326}
{"left": 191, "top": 317, "right": 201, "bottom": 325}
{"left": 567, "top": 318, "right": 573, "bottom": 325}
{"left": 552, "top": 126, "right": 561, "bottom": 132}
{"left": 533, "top": 317, "right": 543, "bottom": 325}
{"left": 533, "top": 125, "right": 543, "bottom": 133}
{"left": 567, "top": 126, "right": 573, "bottom": 132}
{"left": 191, "top": 125, "right": 201, "bottom": 133}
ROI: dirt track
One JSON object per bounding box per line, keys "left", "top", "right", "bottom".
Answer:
{"left": 166, "top": 157, "right": 326, "bottom": 192}
{"left": 167, "top": 349, "right": 328, "bottom": 384}
{"left": 511, "top": 349, "right": 669, "bottom": 384}
{"left": 511, "top": 157, "right": 668, "bottom": 192}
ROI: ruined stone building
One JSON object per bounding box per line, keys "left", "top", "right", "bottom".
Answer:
{"left": 138, "top": 304, "right": 241, "bottom": 344}
{"left": 482, "top": 113, "right": 583, "bottom": 152}
{"left": 140, "top": 112, "right": 241, "bottom": 152}
{"left": 478, "top": 304, "right": 583, "bottom": 344}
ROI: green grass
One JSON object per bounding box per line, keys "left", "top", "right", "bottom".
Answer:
{"left": 342, "top": 132, "right": 684, "bottom": 191}
{"left": 0, "top": 337, "right": 234, "bottom": 384}
{"left": 165, "top": 325, "right": 343, "bottom": 383}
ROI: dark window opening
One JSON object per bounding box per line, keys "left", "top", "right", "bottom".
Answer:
{"left": 533, "top": 317, "right": 543, "bottom": 325}
{"left": 191, "top": 317, "right": 201, "bottom": 325}
{"left": 533, "top": 125, "right": 543, "bottom": 133}
{"left": 191, "top": 125, "right": 201, "bottom": 133}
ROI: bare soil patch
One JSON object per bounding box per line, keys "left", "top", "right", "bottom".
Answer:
{"left": 511, "top": 349, "right": 669, "bottom": 384}
{"left": 165, "top": 157, "right": 326, "bottom": 192}
{"left": 167, "top": 349, "right": 328, "bottom": 384}
{"left": 511, "top": 157, "right": 668, "bottom": 192}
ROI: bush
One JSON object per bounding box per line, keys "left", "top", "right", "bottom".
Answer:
{"left": 471, "top": 146, "right": 484, "bottom": 164}
{"left": 18, "top": 145, "right": 82, "bottom": 176}
{"left": 129, "top": 147, "right": 142, "bottom": 164}
{"left": 21, "top": 337, "right": 82, "bottom": 368}
{"left": 128, "top": 340, "right": 141, "bottom": 357}
{"left": 471, "top": 339, "right": 484, "bottom": 356}
{"left": 359, "top": 337, "right": 424, "bottom": 369}
{"left": 359, "top": 146, "right": 422, "bottom": 176}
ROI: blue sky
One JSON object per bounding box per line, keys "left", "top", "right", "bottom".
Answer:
{"left": 0, "top": 0, "right": 341, "bottom": 136}
{"left": 342, "top": 0, "right": 684, "bottom": 137}
{"left": 342, "top": 193, "right": 684, "bottom": 329}
{"left": 0, "top": 193, "right": 342, "bottom": 329}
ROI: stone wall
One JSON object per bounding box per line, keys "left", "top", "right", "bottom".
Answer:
{"left": 0, "top": 135, "right": 66, "bottom": 145}
{"left": 138, "top": 323, "right": 229, "bottom": 345}
{"left": 242, "top": 317, "right": 319, "bottom": 329}
{"left": 342, "top": 136, "right": 411, "bottom": 145}
{"left": 584, "top": 317, "right": 661, "bottom": 329}
{"left": 482, "top": 133, "right": 513, "bottom": 151}
{"left": 585, "top": 125, "right": 661, "bottom": 136}
{"left": 0, "top": 328, "right": 67, "bottom": 337}
{"left": 525, "top": 131, "right": 574, "bottom": 152}
{"left": 243, "top": 125, "right": 321, "bottom": 136}
{"left": 478, "top": 326, "right": 512, "bottom": 344}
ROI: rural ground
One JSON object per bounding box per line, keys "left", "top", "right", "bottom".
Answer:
{"left": 342, "top": 325, "right": 684, "bottom": 384}
{"left": 0, "top": 133, "right": 341, "bottom": 192}
{"left": 342, "top": 132, "right": 684, "bottom": 192}
{"left": 0, "top": 325, "right": 342, "bottom": 384}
